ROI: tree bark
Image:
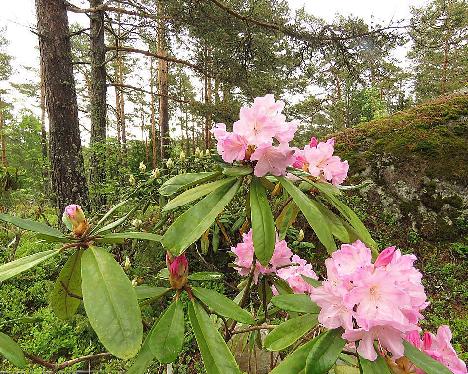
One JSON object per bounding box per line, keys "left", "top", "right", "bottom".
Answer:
{"left": 39, "top": 59, "right": 50, "bottom": 195}
{"left": 157, "top": 0, "right": 170, "bottom": 160}
{"left": 35, "top": 0, "right": 89, "bottom": 214}
{"left": 0, "top": 97, "right": 7, "bottom": 167}
{"left": 204, "top": 46, "right": 212, "bottom": 150}
{"left": 150, "top": 57, "right": 158, "bottom": 169}
{"left": 89, "top": 0, "right": 107, "bottom": 208}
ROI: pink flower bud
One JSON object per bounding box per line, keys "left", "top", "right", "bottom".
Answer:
{"left": 166, "top": 252, "right": 189, "bottom": 289}
{"left": 62, "top": 204, "right": 89, "bottom": 237}
{"left": 406, "top": 330, "right": 422, "bottom": 349}
{"left": 374, "top": 246, "right": 396, "bottom": 267}
{"left": 309, "top": 137, "right": 318, "bottom": 147}
{"left": 422, "top": 332, "right": 432, "bottom": 351}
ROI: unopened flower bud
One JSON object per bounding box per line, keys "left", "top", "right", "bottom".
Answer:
{"left": 297, "top": 229, "right": 304, "bottom": 242}
{"left": 179, "top": 151, "right": 186, "bottom": 161}
{"left": 131, "top": 219, "right": 142, "bottom": 228}
{"left": 124, "top": 256, "right": 131, "bottom": 270}
{"left": 309, "top": 137, "right": 318, "bottom": 147}
{"left": 195, "top": 147, "right": 201, "bottom": 158}
{"left": 374, "top": 246, "right": 396, "bottom": 267}
{"left": 151, "top": 168, "right": 160, "bottom": 179}
{"left": 62, "top": 204, "right": 89, "bottom": 237}
{"left": 166, "top": 158, "right": 174, "bottom": 169}
{"left": 139, "top": 161, "right": 146, "bottom": 173}
{"left": 166, "top": 252, "right": 188, "bottom": 289}
{"left": 422, "top": 332, "right": 432, "bottom": 351}
{"left": 129, "top": 174, "right": 136, "bottom": 186}
{"left": 205, "top": 149, "right": 210, "bottom": 157}
{"left": 131, "top": 278, "right": 139, "bottom": 287}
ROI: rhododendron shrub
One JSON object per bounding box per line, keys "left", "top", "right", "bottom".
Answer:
{"left": 0, "top": 95, "right": 464, "bottom": 374}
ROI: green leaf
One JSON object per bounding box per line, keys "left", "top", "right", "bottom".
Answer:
{"left": 163, "top": 178, "right": 236, "bottom": 211}
{"left": 162, "top": 179, "right": 241, "bottom": 255}
{"left": 314, "top": 201, "right": 359, "bottom": 244}
{"left": 90, "top": 200, "right": 128, "bottom": 234}
{"left": 359, "top": 354, "right": 392, "bottom": 373}
{"left": 49, "top": 250, "right": 83, "bottom": 320}
{"left": 264, "top": 314, "right": 318, "bottom": 351}
{"left": 0, "top": 249, "right": 61, "bottom": 282}
{"left": 188, "top": 300, "right": 240, "bottom": 374}
{"left": 278, "top": 177, "right": 336, "bottom": 253}
{"left": 127, "top": 319, "right": 159, "bottom": 374}
{"left": 271, "top": 294, "right": 320, "bottom": 314}
{"left": 318, "top": 190, "right": 377, "bottom": 252}
{"left": 192, "top": 287, "right": 255, "bottom": 324}
{"left": 222, "top": 165, "right": 253, "bottom": 176}
{"left": 81, "top": 247, "right": 142, "bottom": 359}
{"left": 305, "top": 328, "right": 346, "bottom": 374}
{"left": 159, "top": 172, "right": 219, "bottom": 196}
{"left": 0, "top": 332, "right": 26, "bottom": 368}
{"left": 188, "top": 272, "right": 223, "bottom": 281}
{"left": 403, "top": 341, "right": 452, "bottom": 374}
{"left": 0, "top": 213, "right": 65, "bottom": 239}
{"left": 93, "top": 207, "right": 136, "bottom": 235}
{"left": 301, "top": 275, "right": 321, "bottom": 288}
{"left": 275, "top": 201, "right": 300, "bottom": 240}
{"left": 149, "top": 300, "right": 185, "bottom": 364}
{"left": 270, "top": 336, "right": 319, "bottom": 374}
{"left": 134, "top": 286, "right": 170, "bottom": 300}
{"left": 98, "top": 231, "right": 162, "bottom": 242}
{"left": 250, "top": 177, "right": 276, "bottom": 266}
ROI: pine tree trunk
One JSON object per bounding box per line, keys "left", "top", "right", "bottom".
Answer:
{"left": 39, "top": 59, "right": 50, "bottom": 195}
{"left": 150, "top": 57, "right": 158, "bottom": 169}
{"left": 89, "top": 0, "right": 107, "bottom": 208}
{"left": 0, "top": 97, "right": 7, "bottom": 167}
{"left": 157, "top": 0, "right": 170, "bottom": 160}
{"left": 35, "top": 0, "right": 89, "bottom": 215}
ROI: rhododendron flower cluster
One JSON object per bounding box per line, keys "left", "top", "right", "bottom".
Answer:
{"left": 404, "top": 327, "right": 467, "bottom": 374}
{"left": 293, "top": 137, "right": 349, "bottom": 185}
{"left": 309, "top": 241, "right": 428, "bottom": 361}
{"left": 231, "top": 229, "right": 317, "bottom": 291}
{"left": 212, "top": 94, "right": 297, "bottom": 177}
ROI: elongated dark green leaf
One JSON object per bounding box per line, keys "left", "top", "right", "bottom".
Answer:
{"left": 90, "top": 200, "right": 128, "bottom": 234}
{"left": 188, "top": 272, "right": 223, "bottom": 281}
{"left": 0, "top": 213, "right": 65, "bottom": 239}
{"left": 301, "top": 275, "right": 321, "bottom": 288}
{"left": 192, "top": 287, "right": 255, "bottom": 324}
{"left": 250, "top": 177, "right": 276, "bottom": 266}
{"left": 264, "top": 314, "right": 318, "bottom": 351}
{"left": 275, "top": 201, "right": 300, "bottom": 240}
{"left": 94, "top": 207, "right": 136, "bottom": 235}
{"left": 81, "top": 247, "right": 142, "bottom": 359}
{"left": 163, "top": 178, "right": 235, "bottom": 211}
{"left": 278, "top": 177, "right": 336, "bottom": 252}
{"left": 314, "top": 201, "right": 359, "bottom": 243}
{"left": 188, "top": 301, "right": 240, "bottom": 374}
{"left": 149, "top": 300, "right": 184, "bottom": 364}
{"left": 271, "top": 294, "right": 320, "bottom": 314}
{"left": 134, "top": 286, "right": 170, "bottom": 300}
{"left": 49, "top": 250, "right": 83, "bottom": 320}
{"left": 162, "top": 179, "right": 241, "bottom": 255}
{"left": 159, "top": 172, "right": 219, "bottom": 196}
{"left": 0, "top": 332, "right": 26, "bottom": 368}
{"left": 305, "top": 328, "right": 346, "bottom": 374}
{"left": 0, "top": 249, "right": 61, "bottom": 282}
{"left": 403, "top": 341, "right": 451, "bottom": 374}
{"left": 98, "top": 231, "right": 162, "bottom": 242}
{"left": 318, "top": 190, "right": 377, "bottom": 252}
{"left": 127, "top": 318, "right": 159, "bottom": 374}
{"left": 359, "top": 354, "right": 392, "bottom": 373}
{"left": 222, "top": 165, "right": 253, "bottom": 176}
{"left": 270, "top": 336, "right": 319, "bottom": 374}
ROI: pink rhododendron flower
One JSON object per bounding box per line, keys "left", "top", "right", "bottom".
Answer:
{"left": 343, "top": 323, "right": 409, "bottom": 361}
{"left": 276, "top": 255, "right": 318, "bottom": 294}
{"left": 292, "top": 147, "right": 306, "bottom": 168}
{"left": 270, "top": 239, "right": 294, "bottom": 269}
{"left": 309, "top": 240, "right": 429, "bottom": 362}
{"left": 250, "top": 143, "right": 295, "bottom": 177}
{"left": 405, "top": 327, "right": 467, "bottom": 374}
{"left": 62, "top": 204, "right": 89, "bottom": 236}
{"left": 212, "top": 123, "right": 248, "bottom": 163}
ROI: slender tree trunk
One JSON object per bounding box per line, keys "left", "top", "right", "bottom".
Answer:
{"left": 150, "top": 57, "right": 158, "bottom": 169}
{"left": 35, "top": 0, "right": 89, "bottom": 214}
{"left": 157, "top": 0, "right": 170, "bottom": 160}
{"left": 89, "top": 0, "right": 107, "bottom": 208}
{"left": 39, "top": 59, "right": 50, "bottom": 195}
{"left": 0, "top": 97, "right": 7, "bottom": 167}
